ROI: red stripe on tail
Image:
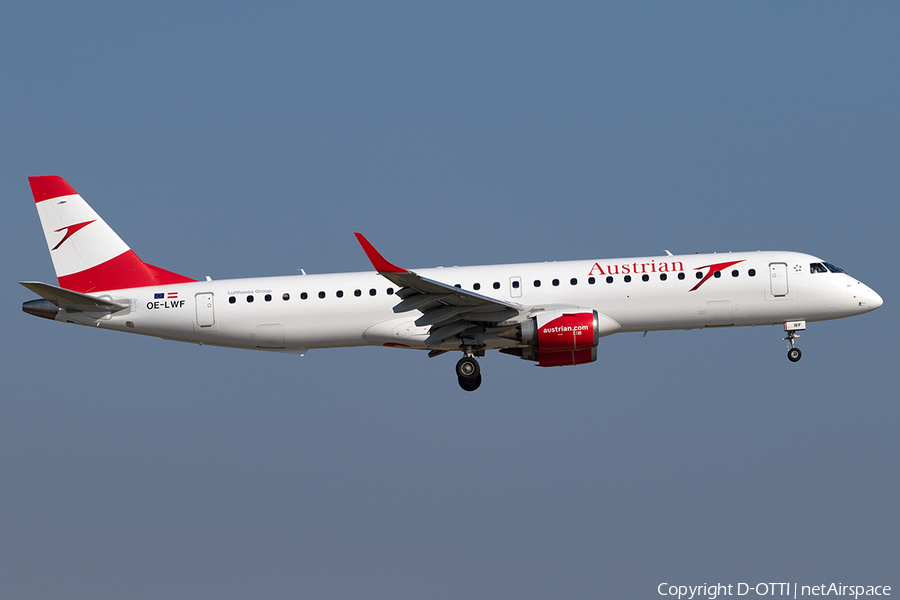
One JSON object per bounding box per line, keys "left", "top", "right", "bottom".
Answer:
{"left": 58, "top": 250, "right": 196, "bottom": 293}
{"left": 29, "top": 176, "right": 78, "bottom": 203}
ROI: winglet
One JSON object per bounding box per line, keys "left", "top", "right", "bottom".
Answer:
{"left": 354, "top": 233, "right": 407, "bottom": 273}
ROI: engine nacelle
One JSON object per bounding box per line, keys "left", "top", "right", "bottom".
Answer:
{"left": 523, "top": 310, "right": 600, "bottom": 351}
{"left": 499, "top": 309, "right": 620, "bottom": 367}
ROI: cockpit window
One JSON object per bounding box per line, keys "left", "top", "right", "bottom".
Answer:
{"left": 811, "top": 262, "right": 845, "bottom": 274}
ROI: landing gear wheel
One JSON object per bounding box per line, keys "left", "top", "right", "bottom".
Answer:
{"left": 456, "top": 356, "right": 480, "bottom": 381}
{"left": 783, "top": 327, "right": 803, "bottom": 363}
{"left": 458, "top": 373, "right": 482, "bottom": 392}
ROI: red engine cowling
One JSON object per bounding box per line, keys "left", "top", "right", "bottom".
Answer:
{"left": 531, "top": 311, "right": 600, "bottom": 352}
{"left": 536, "top": 347, "right": 597, "bottom": 367}
{"left": 500, "top": 310, "right": 602, "bottom": 367}
{"left": 533, "top": 310, "right": 599, "bottom": 366}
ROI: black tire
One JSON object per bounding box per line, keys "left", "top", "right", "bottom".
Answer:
{"left": 458, "top": 373, "right": 482, "bottom": 392}
{"left": 455, "top": 356, "right": 480, "bottom": 381}
{"left": 787, "top": 348, "right": 802, "bottom": 362}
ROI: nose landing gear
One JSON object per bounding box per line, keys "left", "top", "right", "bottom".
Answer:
{"left": 783, "top": 320, "right": 805, "bottom": 362}
{"left": 456, "top": 355, "right": 482, "bottom": 391}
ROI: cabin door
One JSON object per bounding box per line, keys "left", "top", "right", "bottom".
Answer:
{"left": 195, "top": 293, "right": 215, "bottom": 327}
{"left": 769, "top": 263, "right": 789, "bottom": 297}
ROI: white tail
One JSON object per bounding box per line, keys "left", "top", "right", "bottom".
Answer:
{"left": 29, "top": 176, "right": 194, "bottom": 293}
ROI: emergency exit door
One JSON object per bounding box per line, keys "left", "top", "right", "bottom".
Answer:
{"left": 510, "top": 276, "right": 522, "bottom": 298}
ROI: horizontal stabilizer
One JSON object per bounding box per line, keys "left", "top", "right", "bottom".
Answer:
{"left": 19, "top": 281, "right": 129, "bottom": 312}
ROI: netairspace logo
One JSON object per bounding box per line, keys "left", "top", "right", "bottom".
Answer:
{"left": 657, "top": 582, "right": 891, "bottom": 600}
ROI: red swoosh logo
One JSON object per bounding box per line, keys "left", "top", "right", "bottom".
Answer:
{"left": 689, "top": 259, "right": 745, "bottom": 292}
{"left": 52, "top": 220, "right": 96, "bottom": 251}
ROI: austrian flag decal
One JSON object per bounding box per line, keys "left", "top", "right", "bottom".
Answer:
{"left": 147, "top": 291, "right": 185, "bottom": 310}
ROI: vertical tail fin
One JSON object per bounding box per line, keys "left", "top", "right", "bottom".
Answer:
{"left": 29, "top": 176, "right": 195, "bottom": 293}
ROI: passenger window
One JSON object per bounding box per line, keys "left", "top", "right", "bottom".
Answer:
{"left": 473, "top": 283, "right": 481, "bottom": 290}
{"left": 696, "top": 272, "right": 703, "bottom": 279}
{"left": 493, "top": 282, "right": 500, "bottom": 289}
{"left": 641, "top": 274, "right": 649, "bottom": 282}
{"left": 354, "top": 289, "right": 361, "bottom": 297}
{"left": 301, "top": 292, "right": 308, "bottom": 300}
{"left": 387, "top": 288, "right": 394, "bottom": 295}
{"left": 714, "top": 271, "right": 721, "bottom": 278}
{"left": 512, "top": 280, "right": 520, "bottom": 289}
{"left": 369, "top": 289, "right": 376, "bottom": 296}
{"left": 454, "top": 284, "right": 461, "bottom": 288}
{"left": 678, "top": 272, "right": 685, "bottom": 280}
{"left": 606, "top": 276, "right": 613, "bottom": 284}
{"left": 552, "top": 279, "right": 559, "bottom": 286}
{"left": 748, "top": 269, "right": 756, "bottom": 277}
{"left": 265, "top": 294, "right": 272, "bottom": 302}
{"left": 247, "top": 295, "right": 254, "bottom": 303}
{"left": 570, "top": 278, "right": 577, "bottom": 285}
{"left": 283, "top": 293, "right": 290, "bottom": 301}
{"left": 318, "top": 291, "right": 325, "bottom": 299}
{"left": 336, "top": 290, "right": 343, "bottom": 298}
{"left": 624, "top": 275, "right": 632, "bottom": 283}
{"left": 588, "top": 277, "right": 595, "bottom": 284}
{"left": 534, "top": 280, "right": 541, "bottom": 287}
{"left": 229, "top": 296, "right": 236, "bottom": 304}
{"left": 731, "top": 270, "right": 739, "bottom": 277}
{"left": 660, "top": 273, "right": 667, "bottom": 281}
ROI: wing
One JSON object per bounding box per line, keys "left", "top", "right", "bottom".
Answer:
{"left": 355, "top": 234, "right": 525, "bottom": 348}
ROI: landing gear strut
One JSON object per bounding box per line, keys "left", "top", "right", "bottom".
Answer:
{"left": 783, "top": 321, "right": 805, "bottom": 362}
{"left": 456, "top": 355, "right": 482, "bottom": 391}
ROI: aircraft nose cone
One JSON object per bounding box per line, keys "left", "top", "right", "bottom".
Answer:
{"left": 869, "top": 289, "right": 884, "bottom": 310}
{"left": 857, "top": 284, "right": 883, "bottom": 311}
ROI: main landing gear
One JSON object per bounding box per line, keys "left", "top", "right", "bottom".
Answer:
{"left": 783, "top": 320, "right": 805, "bottom": 363}
{"left": 456, "top": 355, "right": 482, "bottom": 392}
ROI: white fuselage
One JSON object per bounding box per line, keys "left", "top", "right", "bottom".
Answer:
{"left": 58, "top": 250, "right": 882, "bottom": 354}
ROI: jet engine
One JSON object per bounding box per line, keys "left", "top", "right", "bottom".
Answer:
{"left": 498, "top": 309, "right": 620, "bottom": 367}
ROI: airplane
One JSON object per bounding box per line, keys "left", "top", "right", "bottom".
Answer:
{"left": 21, "top": 176, "right": 883, "bottom": 391}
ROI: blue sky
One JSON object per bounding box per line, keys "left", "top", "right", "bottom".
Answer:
{"left": 2, "top": 2, "right": 898, "bottom": 598}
